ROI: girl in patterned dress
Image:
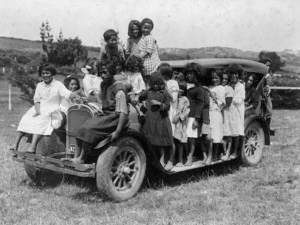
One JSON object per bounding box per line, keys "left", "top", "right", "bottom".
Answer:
{"left": 173, "top": 82, "right": 190, "bottom": 167}
{"left": 138, "top": 18, "right": 161, "bottom": 86}
{"left": 139, "top": 73, "right": 174, "bottom": 170}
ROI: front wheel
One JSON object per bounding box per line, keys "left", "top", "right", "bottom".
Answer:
{"left": 96, "top": 137, "right": 146, "bottom": 202}
{"left": 241, "top": 121, "right": 265, "bottom": 166}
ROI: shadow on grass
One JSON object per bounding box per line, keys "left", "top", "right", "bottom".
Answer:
{"left": 143, "top": 158, "right": 241, "bottom": 190}
{"left": 17, "top": 158, "right": 241, "bottom": 203}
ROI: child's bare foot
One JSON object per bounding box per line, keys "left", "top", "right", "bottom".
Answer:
{"left": 175, "top": 162, "right": 183, "bottom": 167}
{"left": 61, "top": 157, "right": 85, "bottom": 164}
{"left": 205, "top": 157, "right": 212, "bottom": 165}
{"left": 160, "top": 156, "right": 166, "bottom": 167}
{"left": 184, "top": 157, "right": 193, "bottom": 166}
{"left": 164, "top": 161, "right": 174, "bottom": 171}
{"left": 230, "top": 153, "right": 237, "bottom": 159}
{"left": 221, "top": 154, "right": 230, "bottom": 161}
{"left": 9, "top": 145, "right": 18, "bottom": 151}
{"left": 26, "top": 147, "right": 36, "bottom": 154}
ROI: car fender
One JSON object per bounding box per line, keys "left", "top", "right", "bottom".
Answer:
{"left": 244, "top": 115, "right": 270, "bottom": 145}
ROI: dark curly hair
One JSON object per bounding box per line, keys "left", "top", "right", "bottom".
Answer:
{"left": 63, "top": 75, "right": 80, "bottom": 91}
{"left": 141, "top": 18, "right": 154, "bottom": 30}
{"left": 246, "top": 74, "right": 258, "bottom": 87}
{"left": 183, "top": 62, "right": 204, "bottom": 85}
{"left": 38, "top": 64, "right": 57, "bottom": 76}
{"left": 128, "top": 20, "right": 142, "bottom": 38}
{"left": 97, "top": 60, "right": 117, "bottom": 76}
{"left": 103, "top": 29, "right": 118, "bottom": 42}
{"left": 126, "top": 55, "right": 143, "bottom": 73}
{"left": 226, "top": 63, "right": 244, "bottom": 80}
{"left": 149, "top": 72, "right": 164, "bottom": 90}
{"left": 158, "top": 63, "right": 173, "bottom": 80}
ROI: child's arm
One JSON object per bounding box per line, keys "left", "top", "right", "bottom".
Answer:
{"left": 99, "top": 46, "right": 106, "bottom": 61}
{"left": 139, "top": 36, "right": 155, "bottom": 58}
{"left": 110, "top": 90, "right": 128, "bottom": 141}
{"left": 118, "top": 45, "right": 126, "bottom": 61}
{"left": 233, "top": 84, "right": 245, "bottom": 105}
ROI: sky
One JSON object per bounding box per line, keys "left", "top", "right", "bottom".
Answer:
{"left": 1, "top": 0, "right": 299, "bottom": 52}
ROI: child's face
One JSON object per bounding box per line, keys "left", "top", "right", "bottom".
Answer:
{"left": 246, "top": 76, "right": 254, "bottom": 88}
{"left": 68, "top": 79, "right": 78, "bottom": 92}
{"left": 231, "top": 73, "right": 239, "bottom": 84}
{"left": 132, "top": 24, "right": 140, "bottom": 38}
{"left": 107, "top": 36, "right": 118, "bottom": 47}
{"left": 211, "top": 73, "right": 220, "bottom": 86}
{"left": 186, "top": 71, "right": 195, "bottom": 83}
{"left": 222, "top": 74, "right": 228, "bottom": 86}
{"left": 142, "top": 23, "right": 152, "bottom": 36}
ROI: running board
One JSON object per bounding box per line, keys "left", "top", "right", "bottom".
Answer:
{"left": 170, "top": 156, "right": 238, "bottom": 173}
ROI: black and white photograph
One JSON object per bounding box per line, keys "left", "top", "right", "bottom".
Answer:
{"left": 0, "top": 0, "right": 299, "bottom": 224}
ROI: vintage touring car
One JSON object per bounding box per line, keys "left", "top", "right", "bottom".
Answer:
{"left": 11, "top": 58, "right": 273, "bottom": 202}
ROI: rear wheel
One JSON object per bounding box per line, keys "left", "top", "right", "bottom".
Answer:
{"left": 241, "top": 121, "right": 265, "bottom": 166}
{"left": 96, "top": 137, "right": 146, "bottom": 202}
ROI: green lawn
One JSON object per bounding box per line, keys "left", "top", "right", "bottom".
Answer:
{"left": 0, "top": 79, "right": 299, "bottom": 225}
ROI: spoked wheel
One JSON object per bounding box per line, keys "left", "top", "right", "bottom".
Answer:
{"left": 241, "top": 121, "right": 265, "bottom": 166}
{"left": 96, "top": 137, "right": 146, "bottom": 202}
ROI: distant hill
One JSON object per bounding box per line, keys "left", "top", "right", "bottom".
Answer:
{"left": 1, "top": 36, "right": 300, "bottom": 69}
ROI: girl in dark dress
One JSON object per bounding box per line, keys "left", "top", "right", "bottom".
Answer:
{"left": 63, "top": 60, "right": 129, "bottom": 164}
{"left": 139, "top": 73, "right": 174, "bottom": 170}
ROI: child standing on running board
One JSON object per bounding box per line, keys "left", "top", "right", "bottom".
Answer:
{"left": 173, "top": 82, "right": 190, "bottom": 167}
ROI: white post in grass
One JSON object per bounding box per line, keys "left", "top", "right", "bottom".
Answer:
{"left": 8, "top": 83, "right": 12, "bottom": 111}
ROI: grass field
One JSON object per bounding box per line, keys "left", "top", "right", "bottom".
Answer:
{"left": 0, "top": 79, "right": 300, "bottom": 225}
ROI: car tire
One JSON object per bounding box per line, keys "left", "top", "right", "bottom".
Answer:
{"left": 96, "top": 137, "right": 146, "bottom": 202}
{"left": 241, "top": 121, "right": 265, "bottom": 166}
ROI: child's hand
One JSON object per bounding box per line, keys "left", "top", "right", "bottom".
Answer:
{"left": 172, "top": 115, "right": 180, "bottom": 124}
{"left": 33, "top": 111, "right": 40, "bottom": 117}
{"left": 110, "top": 130, "right": 121, "bottom": 142}
{"left": 150, "top": 100, "right": 161, "bottom": 105}
{"left": 192, "top": 120, "right": 198, "bottom": 129}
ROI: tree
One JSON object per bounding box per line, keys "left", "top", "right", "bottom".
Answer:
{"left": 258, "top": 51, "right": 285, "bottom": 73}
{"left": 40, "top": 22, "right": 88, "bottom": 73}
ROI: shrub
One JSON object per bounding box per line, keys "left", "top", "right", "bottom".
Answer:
{"left": 8, "top": 69, "right": 39, "bottom": 105}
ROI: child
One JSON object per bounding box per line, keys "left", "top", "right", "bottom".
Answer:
{"left": 82, "top": 60, "right": 102, "bottom": 98}
{"left": 139, "top": 73, "right": 174, "bottom": 171}
{"left": 173, "top": 82, "right": 190, "bottom": 167}
{"left": 126, "top": 20, "right": 142, "bottom": 62}
{"left": 227, "top": 64, "right": 245, "bottom": 158}
{"left": 220, "top": 73, "right": 235, "bottom": 161}
{"left": 125, "top": 55, "right": 146, "bottom": 116}
{"left": 203, "top": 70, "right": 225, "bottom": 165}
{"left": 184, "top": 63, "right": 210, "bottom": 166}
{"left": 62, "top": 60, "right": 130, "bottom": 164}
{"left": 99, "top": 29, "right": 125, "bottom": 63}
{"left": 60, "top": 75, "right": 82, "bottom": 113}
{"left": 158, "top": 63, "right": 179, "bottom": 135}
{"left": 138, "top": 18, "right": 161, "bottom": 84}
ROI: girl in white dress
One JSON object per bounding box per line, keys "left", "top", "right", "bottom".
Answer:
{"left": 158, "top": 63, "right": 179, "bottom": 170}
{"left": 203, "top": 71, "right": 225, "bottom": 165}
{"left": 60, "top": 75, "right": 81, "bottom": 113}
{"left": 220, "top": 73, "right": 236, "bottom": 161}
{"left": 227, "top": 64, "right": 245, "bottom": 158}
{"left": 10, "top": 65, "right": 79, "bottom": 153}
